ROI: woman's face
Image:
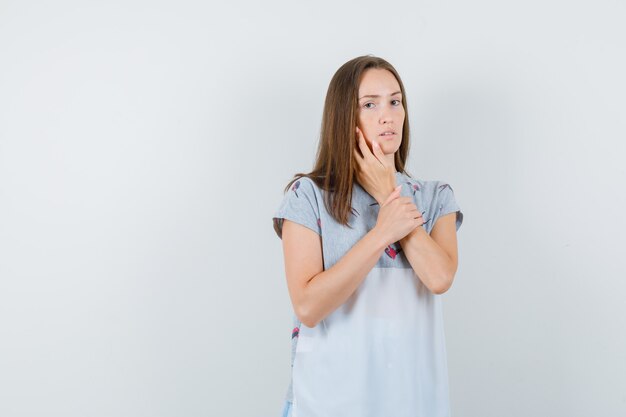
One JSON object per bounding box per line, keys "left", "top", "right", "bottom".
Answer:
{"left": 356, "top": 68, "right": 405, "bottom": 160}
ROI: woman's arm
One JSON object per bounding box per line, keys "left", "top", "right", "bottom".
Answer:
{"left": 398, "top": 213, "right": 459, "bottom": 294}
{"left": 281, "top": 219, "right": 388, "bottom": 328}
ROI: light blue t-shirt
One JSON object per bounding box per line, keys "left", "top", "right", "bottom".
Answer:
{"left": 273, "top": 171, "right": 463, "bottom": 417}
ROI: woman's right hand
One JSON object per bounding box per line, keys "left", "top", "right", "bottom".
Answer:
{"left": 374, "top": 186, "right": 423, "bottom": 245}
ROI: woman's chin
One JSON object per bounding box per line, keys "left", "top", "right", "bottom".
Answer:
{"left": 380, "top": 144, "right": 400, "bottom": 155}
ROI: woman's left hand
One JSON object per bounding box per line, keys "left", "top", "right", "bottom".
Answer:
{"left": 353, "top": 126, "right": 397, "bottom": 205}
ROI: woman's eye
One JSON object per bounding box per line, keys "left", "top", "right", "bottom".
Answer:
{"left": 363, "top": 100, "right": 401, "bottom": 109}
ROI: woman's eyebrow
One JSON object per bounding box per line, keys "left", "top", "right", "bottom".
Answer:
{"left": 358, "top": 91, "right": 402, "bottom": 100}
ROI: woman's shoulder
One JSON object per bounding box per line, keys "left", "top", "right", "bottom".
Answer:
{"left": 285, "top": 175, "right": 322, "bottom": 193}
{"left": 279, "top": 175, "right": 327, "bottom": 203}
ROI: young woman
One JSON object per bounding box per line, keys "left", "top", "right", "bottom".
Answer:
{"left": 273, "top": 55, "right": 464, "bottom": 417}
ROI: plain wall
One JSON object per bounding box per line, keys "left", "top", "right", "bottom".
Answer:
{"left": 0, "top": 1, "right": 624, "bottom": 416}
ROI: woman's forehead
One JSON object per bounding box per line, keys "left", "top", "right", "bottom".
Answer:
{"left": 358, "top": 70, "right": 401, "bottom": 97}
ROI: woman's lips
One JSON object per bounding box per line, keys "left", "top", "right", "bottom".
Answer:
{"left": 379, "top": 133, "right": 396, "bottom": 139}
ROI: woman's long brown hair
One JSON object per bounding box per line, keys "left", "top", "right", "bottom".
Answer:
{"left": 283, "top": 55, "right": 412, "bottom": 227}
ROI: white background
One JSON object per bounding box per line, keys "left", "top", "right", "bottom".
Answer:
{"left": 1, "top": 1, "right": 625, "bottom": 416}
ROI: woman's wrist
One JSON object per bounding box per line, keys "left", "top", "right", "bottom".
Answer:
{"left": 369, "top": 225, "right": 392, "bottom": 250}
{"left": 375, "top": 184, "right": 398, "bottom": 205}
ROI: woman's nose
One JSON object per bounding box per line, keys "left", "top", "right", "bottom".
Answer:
{"left": 379, "top": 111, "right": 393, "bottom": 124}
{"left": 378, "top": 106, "right": 394, "bottom": 124}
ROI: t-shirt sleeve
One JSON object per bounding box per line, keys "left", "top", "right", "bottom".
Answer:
{"left": 272, "top": 177, "right": 322, "bottom": 239}
{"left": 433, "top": 181, "right": 464, "bottom": 231}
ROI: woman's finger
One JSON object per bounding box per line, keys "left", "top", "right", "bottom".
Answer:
{"left": 409, "top": 207, "right": 422, "bottom": 219}
{"left": 371, "top": 140, "right": 388, "bottom": 166}
{"left": 353, "top": 148, "right": 364, "bottom": 164}
{"left": 357, "top": 134, "right": 372, "bottom": 160}
{"left": 357, "top": 130, "right": 378, "bottom": 163}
